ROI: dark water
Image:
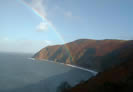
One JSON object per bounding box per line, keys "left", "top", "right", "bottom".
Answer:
{"left": 0, "top": 52, "right": 95, "bottom": 92}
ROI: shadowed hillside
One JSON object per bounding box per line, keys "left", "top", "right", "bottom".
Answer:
{"left": 33, "top": 39, "right": 133, "bottom": 72}
{"left": 67, "top": 54, "right": 133, "bottom": 92}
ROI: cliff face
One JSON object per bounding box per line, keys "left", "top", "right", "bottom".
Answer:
{"left": 33, "top": 39, "right": 133, "bottom": 72}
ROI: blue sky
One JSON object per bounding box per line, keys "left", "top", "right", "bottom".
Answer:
{"left": 0, "top": 0, "right": 133, "bottom": 53}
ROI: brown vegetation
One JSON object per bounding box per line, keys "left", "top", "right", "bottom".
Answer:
{"left": 33, "top": 39, "right": 133, "bottom": 72}
{"left": 67, "top": 56, "right": 133, "bottom": 92}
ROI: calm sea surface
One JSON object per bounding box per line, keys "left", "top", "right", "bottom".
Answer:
{"left": 0, "top": 52, "right": 95, "bottom": 92}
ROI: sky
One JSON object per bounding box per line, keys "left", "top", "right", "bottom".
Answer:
{"left": 0, "top": 0, "right": 133, "bottom": 53}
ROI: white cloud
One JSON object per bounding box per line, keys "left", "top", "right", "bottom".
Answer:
{"left": 23, "top": 0, "right": 55, "bottom": 32}
{"left": 36, "top": 22, "right": 48, "bottom": 32}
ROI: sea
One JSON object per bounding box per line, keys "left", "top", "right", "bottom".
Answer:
{"left": 0, "top": 52, "right": 96, "bottom": 92}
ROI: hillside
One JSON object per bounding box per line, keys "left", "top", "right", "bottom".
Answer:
{"left": 67, "top": 55, "right": 133, "bottom": 92}
{"left": 33, "top": 39, "right": 133, "bottom": 72}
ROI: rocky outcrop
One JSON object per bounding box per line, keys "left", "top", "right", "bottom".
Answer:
{"left": 33, "top": 39, "right": 133, "bottom": 72}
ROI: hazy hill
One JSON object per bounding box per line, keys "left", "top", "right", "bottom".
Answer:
{"left": 33, "top": 39, "right": 133, "bottom": 72}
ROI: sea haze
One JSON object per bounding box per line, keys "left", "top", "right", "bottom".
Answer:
{"left": 0, "top": 52, "right": 95, "bottom": 92}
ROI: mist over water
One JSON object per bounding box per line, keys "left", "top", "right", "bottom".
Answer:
{"left": 0, "top": 53, "right": 95, "bottom": 92}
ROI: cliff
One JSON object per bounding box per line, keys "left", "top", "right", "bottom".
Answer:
{"left": 33, "top": 39, "right": 133, "bottom": 72}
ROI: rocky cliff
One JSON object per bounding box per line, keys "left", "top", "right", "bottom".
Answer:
{"left": 33, "top": 39, "right": 133, "bottom": 72}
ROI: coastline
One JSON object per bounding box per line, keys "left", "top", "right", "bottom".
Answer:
{"left": 28, "top": 58, "right": 98, "bottom": 75}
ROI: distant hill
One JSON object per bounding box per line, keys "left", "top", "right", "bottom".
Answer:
{"left": 33, "top": 39, "right": 133, "bottom": 72}
{"left": 67, "top": 54, "right": 133, "bottom": 92}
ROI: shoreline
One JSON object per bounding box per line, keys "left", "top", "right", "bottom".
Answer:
{"left": 28, "top": 58, "right": 98, "bottom": 75}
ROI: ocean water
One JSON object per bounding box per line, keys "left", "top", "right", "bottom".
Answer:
{"left": 0, "top": 52, "right": 95, "bottom": 92}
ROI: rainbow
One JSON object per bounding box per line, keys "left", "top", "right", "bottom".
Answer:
{"left": 18, "top": 0, "right": 73, "bottom": 63}
{"left": 19, "top": 0, "right": 64, "bottom": 43}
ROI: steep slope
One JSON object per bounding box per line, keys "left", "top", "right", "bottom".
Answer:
{"left": 33, "top": 39, "right": 133, "bottom": 72}
{"left": 67, "top": 50, "right": 133, "bottom": 92}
